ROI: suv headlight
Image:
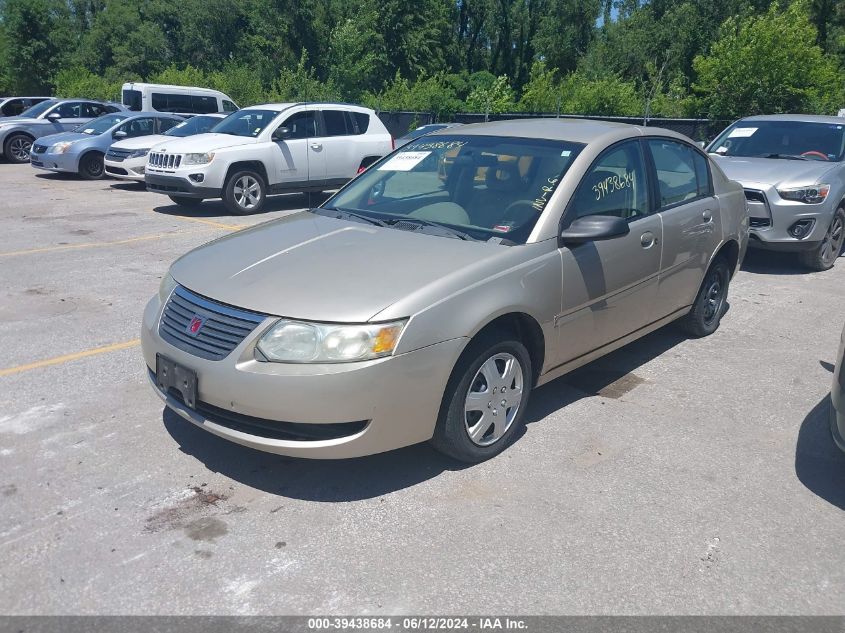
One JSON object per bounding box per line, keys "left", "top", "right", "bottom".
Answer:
{"left": 51, "top": 141, "right": 75, "bottom": 154}
{"left": 128, "top": 148, "right": 150, "bottom": 159}
{"left": 257, "top": 319, "right": 407, "bottom": 363}
{"left": 777, "top": 184, "right": 830, "bottom": 204}
{"left": 183, "top": 152, "right": 214, "bottom": 165}
{"left": 158, "top": 272, "right": 176, "bottom": 302}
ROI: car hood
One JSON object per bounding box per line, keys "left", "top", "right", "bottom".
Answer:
{"left": 711, "top": 155, "right": 839, "bottom": 188}
{"left": 111, "top": 134, "right": 168, "bottom": 151}
{"left": 37, "top": 131, "right": 96, "bottom": 146}
{"left": 150, "top": 133, "right": 257, "bottom": 153}
{"left": 0, "top": 116, "right": 45, "bottom": 126}
{"left": 170, "top": 212, "right": 505, "bottom": 322}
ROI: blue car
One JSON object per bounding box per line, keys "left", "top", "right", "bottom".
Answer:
{"left": 31, "top": 111, "right": 183, "bottom": 179}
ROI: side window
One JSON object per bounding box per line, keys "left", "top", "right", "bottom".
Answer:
{"left": 279, "top": 111, "right": 316, "bottom": 139}
{"left": 83, "top": 103, "right": 107, "bottom": 118}
{"left": 323, "top": 110, "right": 348, "bottom": 136}
{"left": 121, "top": 117, "right": 155, "bottom": 138}
{"left": 192, "top": 95, "right": 218, "bottom": 114}
{"left": 158, "top": 118, "right": 180, "bottom": 133}
{"left": 3, "top": 99, "right": 25, "bottom": 116}
{"left": 692, "top": 151, "right": 712, "bottom": 197}
{"left": 352, "top": 112, "right": 370, "bottom": 134}
{"left": 572, "top": 141, "right": 649, "bottom": 220}
{"left": 222, "top": 100, "right": 238, "bottom": 112}
{"left": 55, "top": 102, "right": 83, "bottom": 118}
{"left": 647, "top": 139, "right": 700, "bottom": 207}
{"left": 152, "top": 93, "right": 192, "bottom": 113}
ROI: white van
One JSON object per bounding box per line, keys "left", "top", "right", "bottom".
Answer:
{"left": 121, "top": 83, "right": 238, "bottom": 116}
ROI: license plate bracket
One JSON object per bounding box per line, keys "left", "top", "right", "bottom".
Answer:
{"left": 155, "top": 354, "right": 198, "bottom": 409}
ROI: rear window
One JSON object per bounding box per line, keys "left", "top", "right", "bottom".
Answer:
{"left": 123, "top": 89, "right": 142, "bottom": 112}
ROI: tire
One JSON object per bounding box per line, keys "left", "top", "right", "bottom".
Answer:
{"left": 4, "top": 133, "right": 33, "bottom": 164}
{"left": 680, "top": 257, "right": 730, "bottom": 338}
{"left": 799, "top": 207, "right": 844, "bottom": 272}
{"left": 430, "top": 332, "right": 533, "bottom": 463}
{"left": 168, "top": 195, "right": 203, "bottom": 208}
{"left": 79, "top": 152, "right": 105, "bottom": 180}
{"left": 223, "top": 169, "right": 266, "bottom": 215}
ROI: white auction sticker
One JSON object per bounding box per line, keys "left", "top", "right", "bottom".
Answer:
{"left": 728, "top": 127, "right": 757, "bottom": 138}
{"left": 378, "top": 151, "right": 431, "bottom": 171}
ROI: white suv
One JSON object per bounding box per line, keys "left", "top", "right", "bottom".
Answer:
{"left": 144, "top": 103, "right": 393, "bottom": 214}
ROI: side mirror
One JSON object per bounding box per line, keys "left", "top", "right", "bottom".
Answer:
{"left": 46, "top": 112, "right": 61, "bottom": 121}
{"left": 113, "top": 129, "right": 127, "bottom": 139}
{"left": 560, "top": 215, "right": 630, "bottom": 245}
{"left": 697, "top": 140, "right": 706, "bottom": 149}
{"left": 273, "top": 126, "right": 291, "bottom": 141}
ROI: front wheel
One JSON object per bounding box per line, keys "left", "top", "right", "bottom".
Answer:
{"left": 79, "top": 152, "right": 105, "bottom": 180}
{"left": 800, "top": 207, "right": 844, "bottom": 272}
{"left": 431, "top": 334, "right": 533, "bottom": 463}
{"left": 680, "top": 257, "right": 730, "bottom": 338}
{"left": 223, "top": 170, "right": 266, "bottom": 215}
{"left": 4, "top": 133, "right": 33, "bottom": 164}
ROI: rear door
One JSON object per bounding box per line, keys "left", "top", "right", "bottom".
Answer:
{"left": 555, "top": 139, "right": 662, "bottom": 366}
{"left": 647, "top": 138, "right": 720, "bottom": 316}
{"left": 315, "top": 109, "right": 362, "bottom": 187}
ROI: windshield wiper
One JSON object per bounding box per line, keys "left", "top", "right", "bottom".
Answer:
{"left": 317, "top": 207, "right": 388, "bottom": 227}
{"left": 386, "top": 217, "right": 480, "bottom": 241}
{"left": 759, "top": 153, "right": 811, "bottom": 161}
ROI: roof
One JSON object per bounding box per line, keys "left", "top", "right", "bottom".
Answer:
{"left": 425, "top": 117, "right": 658, "bottom": 145}
{"left": 739, "top": 114, "right": 845, "bottom": 124}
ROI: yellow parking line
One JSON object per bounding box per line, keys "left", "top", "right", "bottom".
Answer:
{"left": 0, "top": 339, "right": 141, "bottom": 377}
{"left": 165, "top": 215, "right": 245, "bottom": 231}
{"left": 0, "top": 233, "right": 205, "bottom": 258}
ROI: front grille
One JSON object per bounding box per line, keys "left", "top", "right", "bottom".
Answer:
{"left": 106, "top": 148, "right": 130, "bottom": 161}
{"left": 149, "top": 152, "right": 182, "bottom": 169}
{"left": 744, "top": 190, "right": 766, "bottom": 203}
{"left": 32, "top": 144, "right": 47, "bottom": 154}
{"left": 749, "top": 217, "right": 772, "bottom": 228}
{"left": 159, "top": 286, "right": 266, "bottom": 361}
{"left": 744, "top": 188, "right": 771, "bottom": 227}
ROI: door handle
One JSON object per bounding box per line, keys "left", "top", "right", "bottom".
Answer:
{"left": 309, "top": 143, "right": 322, "bottom": 151}
{"left": 702, "top": 209, "right": 713, "bottom": 222}
{"left": 640, "top": 231, "right": 656, "bottom": 248}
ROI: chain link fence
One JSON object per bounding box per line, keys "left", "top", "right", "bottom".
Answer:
{"left": 375, "top": 111, "right": 732, "bottom": 144}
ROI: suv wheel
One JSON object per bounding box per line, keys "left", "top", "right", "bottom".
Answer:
{"left": 79, "top": 152, "right": 105, "bottom": 180}
{"left": 680, "top": 257, "right": 730, "bottom": 337}
{"left": 4, "top": 133, "right": 32, "bottom": 164}
{"left": 800, "top": 207, "right": 844, "bottom": 272}
{"left": 223, "top": 170, "right": 266, "bottom": 215}
{"left": 431, "top": 332, "right": 532, "bottom": 463}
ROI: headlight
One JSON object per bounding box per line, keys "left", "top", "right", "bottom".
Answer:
{"left": 51, "top": 141, "right": 74, "bottom": 154}
{"left": 158, "top": 272, "right": 176, "bottom": 302}
{"left": 183, "top": 152, "right": 214, "bottom": 165}
{"left": 128, "top": 148, "right": 150, "bottom": 159}
{"left": 257, "top": 319, "right": 407, "bottom": 363}
{"left": 777, "top": 184, "right": 830, "bottom": 204}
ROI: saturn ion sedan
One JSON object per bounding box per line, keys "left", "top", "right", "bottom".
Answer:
{"left": 142, "top": 119, "right": 748, "bottom": 462}
{"left": 832, "top": 322, "right": 845, "bottom": 454}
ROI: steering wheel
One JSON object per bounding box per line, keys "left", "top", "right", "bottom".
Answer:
{"left": 800, "top": 150, "right": 829, "bottom": 161}
{"left": 501, "top": 200, "right": 539, "bottom": 226}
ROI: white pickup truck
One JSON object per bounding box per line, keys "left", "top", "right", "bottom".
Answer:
{"left": 144, "top": 103, "right": 393, "bottom": 214}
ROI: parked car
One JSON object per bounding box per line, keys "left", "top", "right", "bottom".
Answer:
{"left": 141, "top": 118, "right": 748, "bottom": 462}
{"left": 122, "top": 82, "right": 238, "bottom": 116}
{"left": 0, "top": 96, "right": 51, "bottom": 118}
{"left": 832, "top": 322, "right": 845, "bottom": 455}
{"left": 0, "top": 99, "right": 124, "bottom": 164}
{"left": 31, "top": 112, "right": 183, "bottom": 179}
{"left": 144, "top": 103, "right": 393, "bottom": 214}
{"left": 105, "top": 113, "right": 227, "bottom": 182}
{"left": 707, "top": 115, "right": 845, "bottom": 271}
{"left": 395, "top": 123, "right": 462, "bottom": 148}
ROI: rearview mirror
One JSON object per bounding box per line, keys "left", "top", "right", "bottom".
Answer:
{"left": 560, "top": 215, "right": 630, "bottom": 245}
{"left": 46, "top": 112, "right": 61, "bottom": 121}
{"left": 273, "top": 126, "right": 291, "bottom": 141}
{"left": 113, "top": 130, "right": 127, "bottom": 139}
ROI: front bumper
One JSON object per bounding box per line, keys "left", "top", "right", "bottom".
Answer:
{"left": 743, "top": 185, "right": 835, "bottom": 252}
{"left": 105, "top": 156, "right": 147, "bottom": 181}
{"left": 30, "top": 150, "right": 78, "bottom": 173}
{"left": 145, "top": 172, "right": 220, "bottom": 198}
{"left": 141, "top": 293, "right": 466, "bottom": 458}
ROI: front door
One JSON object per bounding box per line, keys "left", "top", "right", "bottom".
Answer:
{"left": 51, "top": 101, "right": 90, "bottom": 132}
{"left": 555, "top": 140, "right": 662, "bottom": 366}
{"left": 270, "top": 109, "right": 324, "bottom": 189}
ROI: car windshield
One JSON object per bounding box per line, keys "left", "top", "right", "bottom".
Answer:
{"left": 79, "top": 114, "right": 129, "bottom": 135}
{"left": 321, "top": 135, "right": 584, "bottom": 244}
{"left": 20, "top": 99, "right": 58, "bottom": 118}
{"left": 209, "top": 109, "right": 279, "bottom": 137}
{"left": 709, "top": 120, "right": 845, "bottom": 161}
{"left": 165, "top": 115, "right": 224, "bottom": 137}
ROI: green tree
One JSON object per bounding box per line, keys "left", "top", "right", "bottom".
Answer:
{"left": 465, "top": 75, "right": 517, "bottom": 114}
{"left": 326, "top": 11, "right": 385, "bottom": 101}
{"left": 268, "top": 51, "right": 340, "bottom": 102}
{"left": 518, "top": 61, "right": 561, "bottom": 113}
{"left": 52, "top": 67, "right": 122, "bottom": 101}
{"left": 693, "top": 2, "right": 844, "bottom": 118}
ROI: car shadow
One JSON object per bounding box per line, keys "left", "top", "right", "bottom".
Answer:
{"left": 34, "top": 172, "right": 76, "bottom": 181}
{"left": 161, "top": 324, "right": 688, "bottom": 501}
{"left": 795, "top": 394, "right": 845, "bottom": 511}
{"left": 152, "top": 192, "right": 333, "bottom": 219}
{"left": 741, "top": 247, "right": 844, "bottom": 276}
{"left": 109, "top": 181, "right": 146, "bottom": 192}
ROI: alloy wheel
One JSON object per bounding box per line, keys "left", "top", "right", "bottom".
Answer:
{"left": 233, "top": 176, "right": 261, "bottom": 210}
{"left": 821, "top": 213, "right": 844, "bottom": 267}
{"left": 464, "top": 352, "right": 524, "bottom": 446}
{"left": 10, "top": 137, "right": 31, "bottom": 162}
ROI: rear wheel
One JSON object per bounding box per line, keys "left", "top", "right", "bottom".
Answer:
{"left": 168, "top": 195, "right": 203, "bottom": 208}
{"left": 679, "top": 257, "right": 730, "bottom": 337}
{"left": 430, "top": 332, "right": 532, "bottom": 463}
{"left": 79, "top": 152, "right": 105, "bottom": 180}
{"left": 800, "top": 207, "right": 844, "bottom": 272}
{"left": 223, "top": 170, "right": 266, "bottom": 215}
{"left": 4, "top": 133, "right": 33, "bottom": 164}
